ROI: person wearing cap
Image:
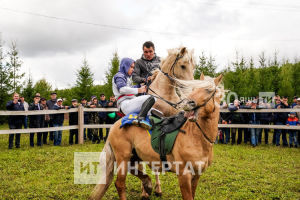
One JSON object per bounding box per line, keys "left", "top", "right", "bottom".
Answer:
{"left": 28, "top": 95, "right": 44, "bottom": 147}
{"left": 286, "top": 112, "right": 299, "bottom": 147}
{"left": 52, "top": 98, "right": 67, "bottom": 146}
{"left": 47, "top": 92, "right": 57, "bottom": 141}
{"left": 292, "top": 96, "right": 298, "bottom": 108}
{"left": 81, "top": 98, "right": 90, "bottom": 140}
{"left": 69, "top": 99, "right": 79, "bottom": 145}
{"left": 6, "top": 93, "right": 25, "bottom": 149}
{"left": 40, "top": 97, "right": 50, "bottom": 144}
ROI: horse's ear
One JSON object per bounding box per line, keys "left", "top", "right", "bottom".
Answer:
{"left": 214, "top": 74, "right": 223, "bottom": 85}
{"left": 200, "top": 72, "right": 205, "bottom": 80}
{"left": 179, "top": 47, "right": 186, "bottom": 56}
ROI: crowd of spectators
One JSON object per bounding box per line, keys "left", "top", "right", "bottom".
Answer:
{"left": 218, "top": 96, "right": 300, "bottom": 148}
{"left": 6, "top": 92, "right": 119, "bottom": 149}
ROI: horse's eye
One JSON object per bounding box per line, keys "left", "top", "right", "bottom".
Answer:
{"left": 181, "top": 65, "right": 186, "bottom": 69}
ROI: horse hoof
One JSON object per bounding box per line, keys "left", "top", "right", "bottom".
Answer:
{"left": 143, "top": 185, "right": 152, "bottom": 196}
{"left": 141, "top": 196, "right": 150, "bottom": 200}
{"left": 154, "top": 192, "right": 162, "bottom": 197}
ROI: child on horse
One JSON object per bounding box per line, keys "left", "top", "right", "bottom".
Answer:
{"left": 113, "top": 58, "right": 155, "bottom": 129}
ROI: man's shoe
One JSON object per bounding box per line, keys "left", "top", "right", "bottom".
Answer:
{"left": 132, "top": 119, "right": 152, "bottom": 130}
{"left": 16, "top": 146, "right": 20, "bottom": 148}
{"left": 8, "top": 146, "right": 13, "bottom": 149}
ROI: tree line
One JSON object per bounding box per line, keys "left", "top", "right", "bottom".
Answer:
{"left": 0, "top": 40, "right": 299, "bottom": 123}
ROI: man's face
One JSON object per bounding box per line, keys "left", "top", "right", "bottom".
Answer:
{"left": 34, "top": 97, "right": 40, "bottom": 102}
{"left": 51, "top": 94, "right": 57, "bottom": 100}
{"left": 297, "top": 101, "right": 300, "bottom": 105}
{"left": 81, "top": 100, "right": 87, "bottom": 104}
{"left": 143, "top": 46, "right": 155, "bottom": 60}
{"left": 72, "top": 102, "right": 78, "bottom": 106}
{"left": 282, "top": 98, "right": 288, "bottom": 102}
{"left": 14, "top": 94, "right": 19, "bottom": 100}
{"left": 41, "top": 100, "right": 46, "bottom": 105}
{"left": 276, "top": 99, "right": 281, "bottom": 104}
{"left": 57, "top": 101, "right": 62, "bottom": 105}
{"left": 127, "top": 62, "right": 135, "bottom": 76}
{"left": 20, "top": 97, "right": 24, "bottom": 102}
{"left": 290, "top": 114, "right": 295, "bottom": 118}
{"left": 100, "top": 95, "right": 106, "bottom": 100}
{"left": 110, "top": 96, "right": 115, "bottom": 102}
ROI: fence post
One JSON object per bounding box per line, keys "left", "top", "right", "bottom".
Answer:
{"left": 78, "top": 105, "right": 84, "bottom": 144}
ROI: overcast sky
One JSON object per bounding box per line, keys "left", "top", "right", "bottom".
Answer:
{"left": 1, "top": 0, "right": 299, "bottom": 89}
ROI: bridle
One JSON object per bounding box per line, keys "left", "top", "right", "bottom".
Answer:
{"left": 147, "top": 53, "right": 186, "bottom": 110}
{"left": 190, "top": 87, "right": 217, "bottom": 144}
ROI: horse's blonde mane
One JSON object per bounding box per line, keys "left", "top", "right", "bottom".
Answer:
{"left": 175, "top": 76, "right": 225, "bottom": 100}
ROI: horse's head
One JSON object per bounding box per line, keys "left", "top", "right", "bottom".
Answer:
{"left": 177, "top": 74, "right": 224, "bottom": 121}
{"left": 160, "top": 46, "right": 195, "bottom": 80}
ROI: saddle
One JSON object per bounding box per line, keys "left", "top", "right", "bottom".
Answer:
{"left": 150, "top": 111, "right": 187, "bottom": 162}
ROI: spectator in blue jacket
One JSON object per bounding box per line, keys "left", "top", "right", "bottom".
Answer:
{"left": 249, "top": 100, "right": 261, "bottom": 147}
{"left": 52, "top": 98, "right": 67, "bottom": 146}
{"left": 6, "top": 93, "right": 25, "bottom": 149}
{"left": 98, "top": 93, "right": 108, "bottom": 142}
{"left": 286, "top": 112, "right": 299, "bottom": 148}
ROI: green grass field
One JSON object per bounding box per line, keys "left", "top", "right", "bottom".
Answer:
{"left": 0, "top": 125, "right": 299, "bottom": 200}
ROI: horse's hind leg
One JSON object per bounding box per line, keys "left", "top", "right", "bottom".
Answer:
{"left": 129, "top": 162, "right": 152, "bottom": 199}
{"left": 115, "top": 157, "right": 129, "bottom": 200}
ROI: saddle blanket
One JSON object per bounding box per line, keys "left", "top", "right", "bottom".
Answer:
{"left": 120, "top": 112, "right": 152, "bottom": 135}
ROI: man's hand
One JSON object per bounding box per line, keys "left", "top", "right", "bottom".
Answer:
{"left": 286, "top": 124, "right": 289, "bottom": 126}
{"left": 34, "top": 99, "right": 39, "bottom": 104}
{"left": 147, "top": 76, "right": 152, "bottom": 81}
{"left": 108, "top": 102, "right": 113, "bottom": 106}
{"left": 138, "top": 85, "right": 147, "bottom": 93}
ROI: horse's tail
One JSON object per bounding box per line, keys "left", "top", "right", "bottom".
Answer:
{"left": 89, "top": 141, "right": 115, "bottom": 200}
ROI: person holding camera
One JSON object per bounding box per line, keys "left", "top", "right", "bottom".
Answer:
{"left": 6, "top": 93, "right": 25, "bottom": 149}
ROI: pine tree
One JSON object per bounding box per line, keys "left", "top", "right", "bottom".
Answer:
{"left": 7, "top": 41, "right": 24, "bottom": 93}
{"left": 258, "top": 51, "right": 267, "bottom": 68}
{"left": 103, "top": 52, "right": 120, "bottom": 97}
{"left": 194, "top": 52, "right": 207, "bottom": 79}
{"left": 75, "top": 57, "right": 94, "bottom": 100}
{"left": 22, "top": 74, "right": 35, "bottom": 103}
{"left": 0, "top": 38, "right": 12, "bottom": 123}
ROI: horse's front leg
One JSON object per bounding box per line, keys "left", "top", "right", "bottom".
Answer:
{"left": 191, "top": 175, "right": 200, "bottom": 199}
{"left": 178, "top": 172, "right": 193, "bottom": 200}
{"left": 154, "top": 171, "right": 162, "bottom": 196}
